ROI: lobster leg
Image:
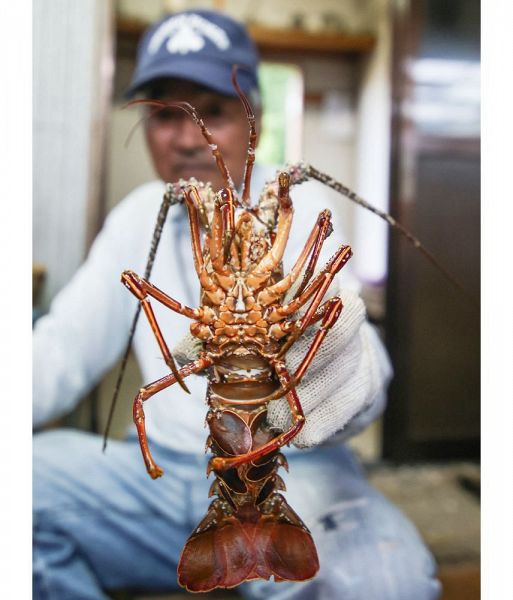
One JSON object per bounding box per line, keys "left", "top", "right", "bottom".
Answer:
{"left": 210, "top": 188, "right": 236, "bottom": 274}
{"left": 271, "top": 244, "right": 352, "bottom": 322}
{"left": 282, "top": 243, "right": 350, "bottom": 349}
{"left": 122, "top": 270, "right": 199, "bottom": 319}
{"left": 293, "top": 242, "right": 353, "bottom": 313}
{"left": 289, "top": 297, "right": 343, "bottom": 383}
{"left": 292, "top": 208, "right": 334, "bottom": 299}
{"left": 288, "top": 271, "right": 343, "bottom": 340}
{"left": 185, "top": 186, "right": 235, "bottom": 270}
{"left": 184, "top": 187, "right": 210, "bottom": 276}
{"left": 184, "top": 187, "right": 226, "bottom": 303}
{"left": 247, "top": 173, "right": 294, "bottom": 288}
{"left": 258, "top": 209, "right": 332, "bottom": 306}
{"left": 122, "top": 270, "right": 203, "bottom": 392}
{"left": 141, "top": 296, "right": 189, "bottom": 393}
{"left": 134, "top": 356, "right": 213, "bottom": 479}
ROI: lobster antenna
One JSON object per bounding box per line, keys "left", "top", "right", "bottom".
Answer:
{"left": 123, "top": 103, "right": 178, "bottom": 148}
{"left": 125, "top": 99, "right": 238, "bottom": 201}
{"left": 303, "top": 164, "right": 472, "bottom": 301}
{"left": 231, "top": 65, "right": 257, "bottom": 207}
{"left": 103, "top": 186, "right": 179, "bottom": 451}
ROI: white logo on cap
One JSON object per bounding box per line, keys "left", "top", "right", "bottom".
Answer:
{"left": 148, "top": 14, "right": 231, "bottom": 56}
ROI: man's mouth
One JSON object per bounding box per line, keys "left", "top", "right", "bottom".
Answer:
{"left": 174, "top": 163, "right": 215, "bottom": 172}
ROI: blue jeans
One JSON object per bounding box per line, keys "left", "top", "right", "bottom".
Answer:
{"left": 33, "top": 430, "right": 441, "bottom": 599}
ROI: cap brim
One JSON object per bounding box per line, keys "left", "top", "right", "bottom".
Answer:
{"left": 125, "top": 58, "right": 257, "bottom": 99}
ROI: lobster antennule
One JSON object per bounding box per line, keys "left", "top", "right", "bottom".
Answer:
{"left": 231, "top": 65, "right": 257, "bottom": 207}
{"left": 124, "top": 99, "right": 238, "bottom": 201}
{"left": 123, "top": 101, "right": 169, "bottom": 148}
{"left": 172, "top": 101, "right": 238, "bottom": 199}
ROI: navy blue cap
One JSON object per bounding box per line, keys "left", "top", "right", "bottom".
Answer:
{"left": 126, "top": 10, "right": 260, "bottom": 98}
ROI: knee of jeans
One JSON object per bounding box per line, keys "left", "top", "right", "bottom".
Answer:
{"left": 302, "top": 499, "right": 442, "bottom": 600}
{"left": 336, "top": 542, "right": 440, "bottom": 600}
{"left": 391, "top": 543, "right": 441, "bottom": 600}
{"left": 322, "top": 528, "right": 441, "bottom": 600}
{"left": 35, "top": 428, "right": 79, "bottom": 454}
{"left": 33, "top": 429, "right": 94, "bottom": 513}
{"left": 314, "top": 554, "right": 441, "bottom": 600}
{"left": 34, "top": 429, "right": 98, "bottom": 466}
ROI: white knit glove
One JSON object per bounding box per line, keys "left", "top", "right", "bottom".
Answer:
{"left": 267, "top": 287, "right": 390, "bottom": 447}
{"left": 173, "top": 287, "right": 391, "bottom": 448}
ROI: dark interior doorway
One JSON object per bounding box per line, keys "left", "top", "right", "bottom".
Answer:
{"left": 383, "top": 0, "right": 480, "bottom": 461}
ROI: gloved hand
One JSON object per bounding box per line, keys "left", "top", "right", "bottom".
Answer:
{"left": 267, "top": 287, "right": 391, "bottom": 447}
{"left": 173, "top": 286, "right": 392, "bottom": 449}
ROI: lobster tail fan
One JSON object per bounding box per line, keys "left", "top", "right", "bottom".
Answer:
{"left": 177, "top": 516, "right": 255, "bottom": 592}
{"left": 177, "top": 496, "right": 319, "bottom": 592}
{"left": 255, "top": 520, "right": 319, "bottom": 583}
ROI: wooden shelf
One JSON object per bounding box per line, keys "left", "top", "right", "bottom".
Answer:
{"left": 249, "top": 24, "right": 375, "bottom": 55}
{"left": 117, "top": 17, "right": 147, "bottom": 39}
{"left": 117, "top": 18, "right": 375, "bottom": 56}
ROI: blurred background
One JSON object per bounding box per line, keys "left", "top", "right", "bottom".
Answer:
{"left": 33, "top": 1, "right": 480, "bottom": 598}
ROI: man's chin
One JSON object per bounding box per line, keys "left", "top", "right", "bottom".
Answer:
{"left": 170, "top": 167, "right": 222, "bottom": 187}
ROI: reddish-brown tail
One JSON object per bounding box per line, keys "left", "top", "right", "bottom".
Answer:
{"left": 177, "top": 494, "right": 319, "bottom": 592}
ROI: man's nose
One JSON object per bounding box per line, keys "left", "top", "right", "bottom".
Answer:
{"left": 175, "top": 116, "right": 206, "bottom": 152}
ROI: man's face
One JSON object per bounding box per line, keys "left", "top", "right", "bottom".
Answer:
{"left": 143, "top": 79, "right": 259, "bottom": 191}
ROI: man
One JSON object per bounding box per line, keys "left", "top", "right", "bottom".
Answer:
{"left": 33, "top": 10, "right": 441, "bottom": 599}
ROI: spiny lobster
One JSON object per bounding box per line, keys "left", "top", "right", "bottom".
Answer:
{"left": 103, "top": 72, "right": 464, "bottom": 592}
